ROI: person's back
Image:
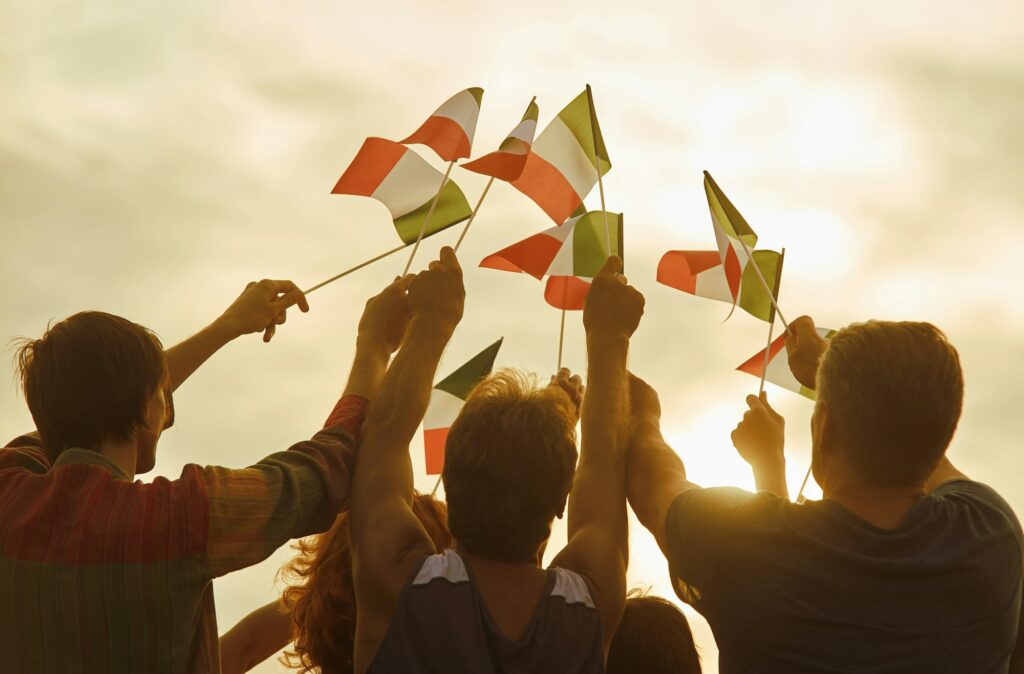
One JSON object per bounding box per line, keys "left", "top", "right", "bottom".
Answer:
{"left": 367, "top": 549, "right": 602, "bottom": 674}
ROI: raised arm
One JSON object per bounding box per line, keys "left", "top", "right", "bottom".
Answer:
{"left": 552, "top": 256, "right": 642, "bottom": 649}
{"left": 165, "top": 279, "right": 309, "bottom": 391}
{"left": 731, "top": 392, "right": 788, "bottom": 498}
{"left": 350, "top": 248, "right": 464, "bottom": 671}
{"left": 624, "top": 375, "right": 699, "bottom": 553}
{"left": 219, "top": 600, "right": 293, "bottom": 674}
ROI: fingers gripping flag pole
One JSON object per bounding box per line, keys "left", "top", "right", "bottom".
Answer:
{"left": 758, "top": 248, "right": 786, "bottom": 396}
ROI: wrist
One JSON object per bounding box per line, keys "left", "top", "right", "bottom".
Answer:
{"left": 408, "top": 316, "right": 457, "bottom": 345}
{"left": 586, "top": 332, "right": 630, "bottom": 351}
{"left": 749, "top": 449, "right": 786, "bottom": 472}
{"left": 205, "top": 316, "right": 243, "bottom": 345}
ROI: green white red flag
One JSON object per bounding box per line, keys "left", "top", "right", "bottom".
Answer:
{"left": 657, "top": 248, "right": 782, "bottom": 322}
{"left": 462, "top": 99, "right": 539, "bottom": 181}
{"left": 736, "top": 327, "right": 836, "bottom": 399}
{"left": 511, "top": 88, "right": 611, "bottom": 224}
{"left": 423, "top": 338, "right": 504, "bottom": 475}
{"left": 331, "top": 137, "right": 472, "bottom": 244}
{"left": 703, "top": 171, "right": 761, "bottom": 305}
{"left": 401, "top": 88, "right": 484, "bottom": 162}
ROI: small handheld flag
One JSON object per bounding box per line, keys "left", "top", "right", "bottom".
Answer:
{"left": 736, "top": 326, "right": 836, "bottom": 399}
{"left": 657, "top": 248, "right": 782, "bottom": 322}
{"left": 462, "top": 99, "right": 539, "bottom": 182}
{"left": 401, "top": 88, "right": 484, "bottom": 162}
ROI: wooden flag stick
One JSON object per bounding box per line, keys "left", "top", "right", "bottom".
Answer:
{"left": 758, "top": 247, "right": 787, "bottom": 395}
{"left": 735, "top": 235, "right": 790, "bottom": 331}
{"left": 430, "top": 473, "right": 443, "bottom": 497}
{"left": 557, "top": 308, "right": 567, "bottom": 371}
{"left": 402, "top": 159, "right": 456, "bottom": 276}
{"left": 585, "top": 84, "right": 611, "bottom": 255}
{"left": 796, "top": 465, "right": 813, "bottom": 504}
{"left": 304, "top": 243, "right": 408, "bottom": 295}
{"left": 453, "top": 176, "right": 494, "bottom": 253}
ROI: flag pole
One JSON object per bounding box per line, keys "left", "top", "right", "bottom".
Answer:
{"left": 758, "top": 247, "right": 786, "bottom": 395}
{"left": 403, "top": 159, "right": 456, "bottom": 276}
{"left": 430, "top": 473, "right": 443, "bottom": 497}
{"left": 796, "top": 465, "right": 813, "bottom": 504}
{"left": 304, "top": 243, "right": 409, "bottom": 295}
{"left": 585, "top": 84, "right": 611, "bottom": 254}
{"left": 735, "top": 236, "right": 790, "bottom": 331}
{"left": 453, "top": 176, "right": 494, "bottom": 253}
{"left": 557, "top": 308, "right": 567, "bottom": 371}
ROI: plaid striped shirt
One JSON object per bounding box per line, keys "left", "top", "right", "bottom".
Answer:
{"left": 0, "top": 394, "right": 367, "bottom": 674}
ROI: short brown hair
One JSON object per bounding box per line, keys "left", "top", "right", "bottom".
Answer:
{"left": 606, "top": 590, "right": 701, "bottom": 674}
{"left": 15, "top": 311, "right": 165, "bottom": 456}
{"left": 443, "top": 369, "right": 578, "bottom": 562}
{"left": 817, "top": 320, "right": 964, "bottom": 487}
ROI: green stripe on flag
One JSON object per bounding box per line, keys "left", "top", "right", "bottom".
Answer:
{"left": 557, "top": 90, "right": 612, "bottom": 176}
{"left": 572, "top": 211, "right": 622, "bottom": 277}
{"left": 738, "top": 250, "right": 781, "bottom": 322}
{"left": 393, "top": 179, "right": 473, "bottom": 244}
{"left": 434, "top": 338, "right": 504, "bottom": 399}
{"left": 704, "top": 171, "right": 758, "bottom": 248}
{"left": 467, "top": 87, "right": 484, "bottom": 106}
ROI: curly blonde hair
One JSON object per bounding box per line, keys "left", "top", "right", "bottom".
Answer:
{"left": 278, "top": 493, "right": 452, "bottom": 674}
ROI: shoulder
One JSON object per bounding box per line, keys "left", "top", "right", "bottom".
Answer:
{"left": 409, "top": 549, "right": 468, "bottom": 588}
{"left": 0, "top": 434, "right": 51, "bottom": 473}
{"left": 929, "top": 479, "right": 1023, "bottom": 540}
{"left": 666, "top": 485, "right": 784, "bottom": 535}
{"left": 548, "top": 566, "right": 597, "bottom": 610}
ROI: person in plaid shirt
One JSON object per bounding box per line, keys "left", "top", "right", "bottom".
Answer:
{"left": 0, "top": 272, "right": 413, "bottom": 674}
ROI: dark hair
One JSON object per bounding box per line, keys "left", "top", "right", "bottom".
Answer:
{"left": 14, "top": 311, "right": 165, "bottom": 456}
{"left": 606, "top": 591, "right": 701, "bottom": 674}
{"left": 817, "top": 320, "right": 964, "bottom": 487}
{"left": 280, "top": 493, "right": 451, "bottom": 674}
{"left": 443, "top": 369, "right": 578, "bottom": 562}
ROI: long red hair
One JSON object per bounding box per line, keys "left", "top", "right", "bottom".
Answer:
{"left": 278, "top": 493, "right": 452, "bottom": 674}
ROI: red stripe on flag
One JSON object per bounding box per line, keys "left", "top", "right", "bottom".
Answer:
{"left": 402, "top": 116, "right": 471, "bottom": 162}
{"left": 656, "top": 250, "right": 722, "bottom": 294}
{"left": 511, "top": 153, "right": 583, "bottom": 224}
{"left": 479, "top": 232, "right": 563, "bottom": 279}
{"left": 736, "top": 333, "right": 787, "bottom": 377}
{"left": 331, "top": 137, "right": 406, "bottom": 196}
{"left": 544, "top": 276, "right": 591, "bottom": 311}
{"left": 724, "top": 246, "right": 743, "bottom": 301}
{"left": 462, "top": 151, "right": 529, "bottom": 182}
{"left": 424, "top": 427, "right": 450, "bottom": 475}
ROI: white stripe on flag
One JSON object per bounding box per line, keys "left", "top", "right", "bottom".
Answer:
{"left": 532, "top": 116, "right": 599, "bottom": 203}
{"left": 423, "top": 388, "right": 467, "bottom": 431}
{"left": 508, "top": 118, "right": 537, "bottom": 145}
{"left": 433, "top": 90, "right": 481, "bottom": 142}
{"left": 372, "top": 150, "right": 443, "bottom": 219}
{"left": 693, "top": 265, "right": 734, "bottom": 303}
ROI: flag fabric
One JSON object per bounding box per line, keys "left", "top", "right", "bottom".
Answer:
{"left": 401, "top": 88, "right": 484, "bottom": 162}
{"left": 511, "top": 88, "right": 611, "bottom": 224}
{"left": 657, "top": 248, "right": 782, "bottom": 322}
{"left": 737, "top": 327, "right": 836, "bottom": 399}
{"left": 703, "top": 171, "right": 760, "bottom": 303}
{"left": 461, "top": 99, "right": 539, "bottom": 181}
{"left": 423, "top": 338, "right": 504, "bottom": 475}
{"left": 332, "top": 137, "right": 473, "bottom": 244}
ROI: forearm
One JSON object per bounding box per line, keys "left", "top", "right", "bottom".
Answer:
{"left": 751, "top": 457, "right": 788, "bottom": 499}
{"left": 626, "top": 422, "right": 691, "bottom": 548}
{"left": 164, "top": 319, "right": 239, "bottom": 391}
{"left": 219, "top": 600, "right": 293, "bottom": 674}
{"left": 341, "top": 340, "right": 390, "bottom": 401}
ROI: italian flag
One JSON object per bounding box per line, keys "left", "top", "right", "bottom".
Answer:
{"left": 736, "top": 327, "right": 836, "bottom": 399}
{"left": 401, "top": 88, "right": 484, "bottom": 162}
{"left": 511, "top": 88, "right": 611, "bottom": 224}
{"left": 462, "top": 99, "right": 539, "bottom": 181}
{"left": 332, "top": 137, "right": 472, "bottom": 244}
{"left": 704, "top": 171, "right": 760, "bottom": 305}
{"left": 480, "top": 210, "right": 622, "bottom": 311}
{"left": 423, "top": 338, "right": 504, "bottom": 475}
{"left": 657, "top": 248, "right": 782, "bottom": 322}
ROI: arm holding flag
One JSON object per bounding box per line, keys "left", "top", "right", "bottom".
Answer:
{"left": 731, "top": 393, "right": 788, "bottom": 498}
{"left": 349, "top": 248, "right": 464, "bottom": 671}
{"left": 551, "top": 256, "right": 640, "bottom": 650}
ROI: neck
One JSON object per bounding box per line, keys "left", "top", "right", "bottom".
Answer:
{"left": 824, "top": 483, "right": 926, "bottom": 530}
{"left": 95, "top": 436, "right": 138, "bottom": 480}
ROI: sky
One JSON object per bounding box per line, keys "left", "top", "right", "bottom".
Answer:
{"left": 2, "top": 1, "right": 1024, "bottom": 671}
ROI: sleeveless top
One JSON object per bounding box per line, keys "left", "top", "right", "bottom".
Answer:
{"left": 367, "top": 549, "right": 604, "bottom": 674}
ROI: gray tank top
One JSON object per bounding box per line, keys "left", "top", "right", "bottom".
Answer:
{"left": 367, "top": 549, "right": 604, "bottom": 674}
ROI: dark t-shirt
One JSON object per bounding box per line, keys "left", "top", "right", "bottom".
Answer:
{"left": 665, "top": 480, "right": 1023, "bottom": 674}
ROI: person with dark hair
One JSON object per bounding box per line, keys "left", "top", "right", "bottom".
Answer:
{"left": 348, "top": 253, "right": 642, "bottom": 673}
{"left": 0, "top": 276, "right": 412, "bottom": 674}
{"left": 627, "top": 315, "right": 1023, "bottom": 672}
{"left": 606, "top": 590, "right": 701, "bottom": 674}
{"left": 219, "top": 493, "right": 452, "bottom": 674}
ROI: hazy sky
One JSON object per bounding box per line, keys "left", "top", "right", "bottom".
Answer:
{"left": 3, "top": 1, "right": 1024, "bottom": 671}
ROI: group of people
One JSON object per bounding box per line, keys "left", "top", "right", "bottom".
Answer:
{"left": 1, "top": 246, "right": 1021, "bottom": 673}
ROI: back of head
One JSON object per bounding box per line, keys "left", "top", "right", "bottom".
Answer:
{"left": 282, "top": 493, "right": 452, "bottom": 674}
{"left": 14, "top": 311, "right": 165, "bottom": 457}
{"left": 443, "top": 369, "right": 578, "bottom": 563}
{"left": 817, "top": 320, "right": 964, "bottom": 488}
{"left": 606, "top": 592, "right": 701, "bottom": 674}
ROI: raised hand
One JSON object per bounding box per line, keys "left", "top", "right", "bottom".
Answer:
{"left": 583, "top": 256, "right": 645, "bottom": 341}
{"left": 357, "top": 276, "right": 412, "bottom": 356}
{"left": 786, "top": 315, "right": 828, "bottom": 390}
{"left": 217, "top": 280, "right": 309, "bottom": 343}
{"left": 548, "top": 368, "right": 585, "bottom": 422}
{"left": 407, "top": 246, "right": 465, "bottom": 339}
{"left": 731, "top": 392, "right": 785, "bottom": 470}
